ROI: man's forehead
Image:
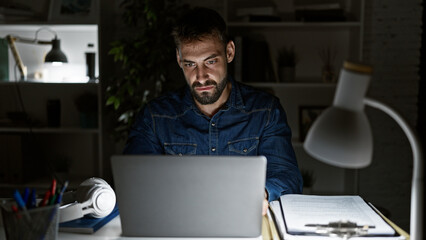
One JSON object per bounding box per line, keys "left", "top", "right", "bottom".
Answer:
{"left": 179, "top": 37, "right": 225, "bottom": 59}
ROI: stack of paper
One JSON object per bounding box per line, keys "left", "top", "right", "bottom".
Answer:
{"left": 269, "top": 194, "right": 406, "bottom": 240}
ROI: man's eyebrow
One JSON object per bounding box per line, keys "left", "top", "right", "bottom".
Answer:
{"left": 182, "top": 54, "right": 219, "bottom": 63}
{"left": 182, "top": 59, "right": 194, "bottom": 63}
{"left": 204, "top": 54, "right": 218, "bottom": 61}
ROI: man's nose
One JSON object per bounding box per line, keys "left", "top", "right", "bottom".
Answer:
{"left": 196, "top": 65, "right": 208, "bottom": 81}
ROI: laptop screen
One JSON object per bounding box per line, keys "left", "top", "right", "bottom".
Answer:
{"left": 111, "top": 155, "right": 266, "bottom": 238}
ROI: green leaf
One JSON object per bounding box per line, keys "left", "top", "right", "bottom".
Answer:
{"left": 106, "top": 96, "right": 117, "bottom": 106}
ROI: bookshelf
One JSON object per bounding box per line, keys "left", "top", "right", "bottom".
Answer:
{"left": 0, "top": 25, "right": 102, "bottom": 191}
{"left": 222, "top": 0, "right": 365, "bottom": 194}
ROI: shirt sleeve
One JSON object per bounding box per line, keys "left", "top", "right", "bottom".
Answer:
{"left": 123, "top": 104, "right": 163, "bottom": 154}
{"left": 260, "top": 97, "right": 303, "bottom": 201}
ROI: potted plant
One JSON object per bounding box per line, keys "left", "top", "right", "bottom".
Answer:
{"left": 319, "top": 46, "right": 337, "bottom": 83}
{"left": 276, "top": 46, "right": 298, "bottom": 82}
{"left": 106, "top": 0, "right": 188, "bottom": 140}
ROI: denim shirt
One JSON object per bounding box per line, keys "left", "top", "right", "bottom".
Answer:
{"left": 124, "top": 77, "right": 303, "bottom": 201}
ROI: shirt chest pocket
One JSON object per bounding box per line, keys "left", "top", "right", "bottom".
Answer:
{"left": 228, "top": 137, "right": 259, "bottom": 155}
{"left": 164, "top": 143, "right": 197, "bottom": 155}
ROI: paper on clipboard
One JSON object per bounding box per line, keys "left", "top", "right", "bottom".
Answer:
{"left": 269, "top": 194, "right": 405, "bottom": 240}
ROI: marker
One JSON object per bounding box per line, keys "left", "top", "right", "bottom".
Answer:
{"left": 11, "top": 205, "right": 21, "bottom": 219}
{"left": 50, "top": 179, "right": 57, "bottom": 196}
{"left": 13, "top": 190, "right": 31, "bottom": 220}
{"left": 22, "top": 188, "right": 30, "bottom": 205}
{"left": 29, "top": 188, "right": 37, "bottom": 209}
{"left": 49, "top": 194, "right": 57, "bottom": 205}
{"left": 56, "top": 181, "right": 69, "bottom": 204}
{"left": 39, "top": 191, "right": 51, "bottom": 207}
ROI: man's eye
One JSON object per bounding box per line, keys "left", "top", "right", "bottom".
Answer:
{"left": 184, "top": 63, "right": 195, "bottom": 67}
{"left": 206, "top": 60, "right": 217, "bottom": 65}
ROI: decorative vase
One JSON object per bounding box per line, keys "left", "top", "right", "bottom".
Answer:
{"left": 322, "top": 65, "right": 336, "bottom": 83}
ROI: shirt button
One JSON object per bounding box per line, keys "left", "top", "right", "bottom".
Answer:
{"left": 211, "top": 147, "right": 216, "bottom": 152}
{"left": 211, "top": 122, "right": 215, "bottom": 127}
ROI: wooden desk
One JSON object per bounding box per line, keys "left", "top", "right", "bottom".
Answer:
{"left": 1, "top": 214, "right": 276, "bottom": 240}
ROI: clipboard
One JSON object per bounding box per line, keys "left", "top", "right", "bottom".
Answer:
{"left": 269, "top": 194, "right": 407, "bottom": 240}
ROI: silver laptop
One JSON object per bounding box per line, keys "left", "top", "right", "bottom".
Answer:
{"left": 111, "top": 155, "right": 266, "bottom": 239}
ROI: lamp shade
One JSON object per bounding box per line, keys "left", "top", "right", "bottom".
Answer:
{"left": 303, "top": 61, "right": 374, "bottom": 168}
{"left": 45, "top": 38, "right": 68, "bottom": 63}
{"left": 303, "top": 106, "right": 373, "bottom": 168}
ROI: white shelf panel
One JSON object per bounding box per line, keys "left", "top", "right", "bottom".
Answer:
{"left": 0, "top": 81, "right": 99, "bottom": 86}
{"left": 0, "top": 127, "right": 99, "bottom": 134}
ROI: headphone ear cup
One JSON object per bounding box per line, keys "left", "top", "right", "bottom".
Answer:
{"left": 88, "top": 185, "right": 116, "bottom": 218}
{"left": 76, "top": 177, "right": 116, "bottom": 218}
{"left": 76, "top": 177, "right": 110, "bottom": 203}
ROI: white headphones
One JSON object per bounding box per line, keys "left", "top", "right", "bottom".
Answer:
{"left": 59, "top": 177, "right": 116, "bottom": 223}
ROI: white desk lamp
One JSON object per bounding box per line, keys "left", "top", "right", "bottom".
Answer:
{"left": 6, "top": 27, "right": 68, "bottom": 81}
{"left": 303, "top": 61, "right": 423, "bottom": 240}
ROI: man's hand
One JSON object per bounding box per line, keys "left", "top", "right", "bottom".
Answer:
{"left": 262, "top": 189, "right": 268, "bottom": 216}
{"left": 262, "top": 198, "right": 268, "bottom": 216}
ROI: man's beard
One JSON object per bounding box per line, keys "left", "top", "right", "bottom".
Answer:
{"left": 191, "top": 77, "right": 228, "bottom": 105}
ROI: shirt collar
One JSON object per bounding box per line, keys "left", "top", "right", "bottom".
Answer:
{"left": 227, "top": 76, "right": 245, "bottom": 110}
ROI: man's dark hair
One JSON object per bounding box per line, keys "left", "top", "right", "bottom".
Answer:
{"left": 172, "top": 7, "right": 229, "bottom": 49}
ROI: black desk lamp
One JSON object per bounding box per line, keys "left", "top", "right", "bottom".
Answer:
{"left": 6, "top": 27, "right": 68, "bottom": 81}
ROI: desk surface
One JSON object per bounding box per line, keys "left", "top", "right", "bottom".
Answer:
{"left": 1, "top": 214, "right": 268, "bottom": 240}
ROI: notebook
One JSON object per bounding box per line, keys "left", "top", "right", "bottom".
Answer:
{"left": 110, "top": 155, "right": 266, "bottom": 239}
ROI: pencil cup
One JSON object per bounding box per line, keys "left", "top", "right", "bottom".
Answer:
{"left": 1, "top": 202, "right": 59, "bottom": 240}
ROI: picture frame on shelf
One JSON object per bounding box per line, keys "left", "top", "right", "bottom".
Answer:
{"left": 48, "top": 0, "right": 99, "bottom": 23}
{"left": 299, "top": 105, "right": 327, "bottom": 142}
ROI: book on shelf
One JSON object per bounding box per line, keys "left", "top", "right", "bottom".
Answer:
{"left": 294, "top": 0, "right": 345, "bottom": 22}
{"left": 269, "top": 194, "right": 406, "bottom": 239}
{"left": 236, "top": 6, "right": 276, "bottom": 17}
{"left": 59, "top": 205, "right": 119, "bottom": 234}
{"left": 234, "top": 6, "right": 281, "bottom": 22}
{"left": 230, "top": 36, "right": 277, "bottom": 83}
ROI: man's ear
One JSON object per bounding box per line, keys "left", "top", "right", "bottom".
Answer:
{"left": 226, "top": 40, "right": 235, "bottom": 63}
{"left": 176, "top": 48, "right": 182, "bottom": 68}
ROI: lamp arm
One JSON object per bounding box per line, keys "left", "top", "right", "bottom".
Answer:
{"left": 5, "top": 35, "right": 27, "bottom": 80}
{"left": 5, "top": 35, "right": 54, "bottom": 81}
{"left": 364, "top": 97, "right": 423, "bottom": 240}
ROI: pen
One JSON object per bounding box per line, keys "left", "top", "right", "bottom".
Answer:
{"left": 22, "top": 187, "right": 30, "bottom": 205}
{"left": 13, "top": 189, "right": 31, "bottom": 221}
{"left": 29, "top": 188, "right": 37, "bottom": 209}
{"left": 39, "top": 191, "right": 51, "bottom": 207}
{"left": 11, "top": 204, "right": 21, "bottom": 219}
{"left": 56, "top": 180, "right": 69, "bottom": 204}
{"left": 50, "top": 178, "right": 57, "bottom": 196}
{"left": 49, "top": 194, "right": 57, "bottom": 206}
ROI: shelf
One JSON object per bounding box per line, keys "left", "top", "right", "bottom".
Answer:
{"left": 0, "top": 127, "right": 99, "bottom": 134}
{"left": 245, "top": 82, "right": 337, "bottom": 88}
{"left": 228, "top": 21, "right": 361, "bottom": 28}
{"left": 0, "top": 81, "right": 99, "bottom": 86}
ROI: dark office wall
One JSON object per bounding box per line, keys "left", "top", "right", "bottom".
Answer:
{"left": 359, "top": 0, "right": 422, "bottom": 231}
{"left": 419, "top": 1, "right": 426, "bottom": 232}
